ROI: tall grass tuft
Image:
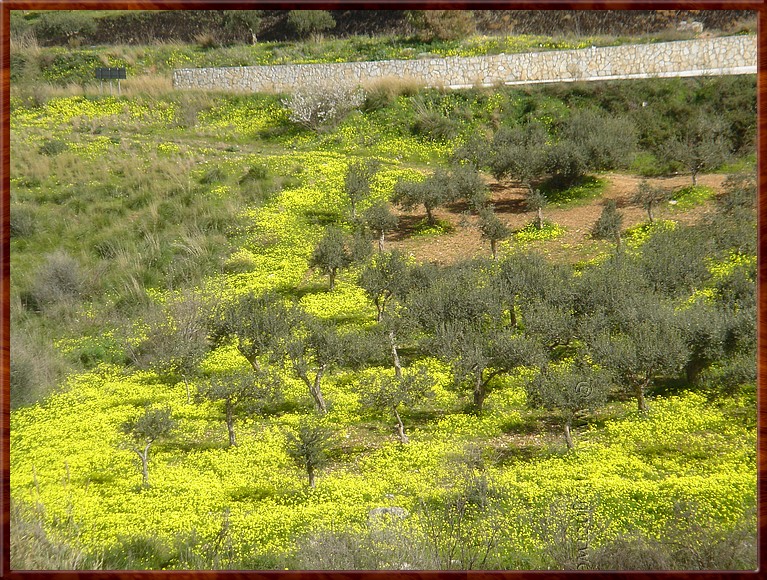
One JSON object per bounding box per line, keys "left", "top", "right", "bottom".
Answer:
{"left": 11, "top": 502, "right": 102, "bottom": 570}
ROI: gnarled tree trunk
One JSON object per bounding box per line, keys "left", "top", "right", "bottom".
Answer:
{"left": 308, "top": 365, "right": 328, "bottom": 413}
{"left": 390, "top": 331, "right": 402, "bottom": 380}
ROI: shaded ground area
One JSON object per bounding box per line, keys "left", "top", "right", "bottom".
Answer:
{"left": 388, "top": 172, "right": 726, "bottom": 265}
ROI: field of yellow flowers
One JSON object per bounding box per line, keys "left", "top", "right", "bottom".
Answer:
{"left": 9, "top": 85, "right": 756, "bottom": 570}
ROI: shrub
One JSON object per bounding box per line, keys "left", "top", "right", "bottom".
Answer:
{"left": 239, "top": 163, "right": 269, "bottom": 184}
{"left": 102, "top": 534, "right": 174, "bottom": 570}
{"left": 287, "top": 10, "right": 336, "bottom": 38}
{"left": 199, "top": 166, "right": 226, "bottom": 184}
{"left": 715, "top": 171, "right": 756, "bottom": 215}
{"left": 32, "top": 11, "right": 97, "bottom": 45}
{"left": 10, "top": 11, "right": 33, "bottom": 42}
{"left": 411, "top": 109, "right": 459, "bottom": 141}
{"left": 194, "top": 32, "right": 219, "bottom": 50}
{"left": 10, "top": 203, "right": 36, "bottom": 238}
{"left": 38, "top": 139, "right": 67, "bottom": 156}
{"left": 29, "top": 250, "right": 86, "bottom": 308}
{"left": 407, "top": 10, "right": 476, "bottom": 41}
{"left": 283, "top": 84, "right": 364, "bottom": 132}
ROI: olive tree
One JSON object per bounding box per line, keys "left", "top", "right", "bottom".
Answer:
{"left": 591, "top": 199, "right": 624, "bottom": 249}
{"left": 286, "top": 423, "right": 333, "bottom": 488}
{"left": 358, "top": 367, "right": 431, "bottom": 443}
{"left": 120, "top": 406, "right": 175, "bottom": 487}
{"left": 282, "top": 315, "right": 369, "bottom": 414}
{"left": 359, "top": 250, "right": 412, "bottom": 323}
{"left": 392, "top": 169, "right": 458, "bottom": 226}
{"left": 636, "top": 223, "right": 713, "bottom": 297}
{"left": 495, "top": 251, "right": 571, "bottom": 330}
{"left": 408, "top": 261, "right": 543, "bottom": 412}
{"left": 132, "top": 290, "right": 213, "bottom": 403}
{"left": 310, "top": 227, "right": 352, "bottom": 291}
{"left": 562, "top": 109, "right": 637, "bottom": 173}
{"left": 587, "top": 304, "right": 688, "bottom": 412}
{"left": 477, "top": 206, "right": 510, "bottom": 260}
{"left": 222, "top": 10, "right": 262, "bottom": 44}
{"left": 215, "top": 290, "right": 292, "bottom": 372}
{"left": 524, "top": 189, "right": 548, "bottom": 230}
{"left": 362, "top": 202, "right": 398, "bottom": 253}
{"left": 664, "top": 112, "right": 730, "bottom": 186}
{"left": 345, "top": 159, "right": 380, "bottom": 220}
{"left": 677, "top": 302, "right": 729, "bottom": 386}
{"left": 197, "top": 370, "right": 282, "bottom": 447}
{"left": 450, "top": 163, "right": 489, "bottom": 211}
{"left": 526, "top": 361, "right": 610, "bottom": 449}
{"left": 631, "top": 180, "right": 671, "bottom": 223}
{"left": 489, "top": 122, "right": 549, "bottom": 193}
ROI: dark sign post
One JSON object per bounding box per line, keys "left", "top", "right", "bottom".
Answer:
{"left": 95, "top": 67, "right": 127, "bottom": 95}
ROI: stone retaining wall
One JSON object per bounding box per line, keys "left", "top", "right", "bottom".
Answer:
{"left": 172, "top": 35, "right": 756, "bottom": 93}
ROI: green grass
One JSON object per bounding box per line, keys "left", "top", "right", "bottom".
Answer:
{"left": 412, "top": 217, "right": 455, "bottom": 237}
{"left": 670, "top": 185, "right": 716, "bottom": 210}
{"left": 543, "top": 176, "right": 607, "bottom": 207}
{"left": 513, "top": 220, "right": 567, "bottom": 243}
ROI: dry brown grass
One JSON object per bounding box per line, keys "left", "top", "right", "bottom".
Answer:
{"left": 361, "top": 75, "right": 423, "bottom": 97}
{"left": 121, "top": 74, "right": 173, "bottom": 97}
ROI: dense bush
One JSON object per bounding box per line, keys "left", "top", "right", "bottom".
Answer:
{"left": 32, "top": 11, "right": 97, "bottom": 44}
{"left": 406, "top": 10, "right": 477, "bottom": 41}
{"left": 287, "top": 10, "right": 336, "bottom": 38}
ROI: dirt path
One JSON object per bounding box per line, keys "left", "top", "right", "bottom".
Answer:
{"left": 387, "top": 172, "right": 726, "bottom": 265}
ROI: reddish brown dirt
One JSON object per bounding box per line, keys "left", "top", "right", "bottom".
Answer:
{"left": 386, "top": 172, "right": 726, "bottom": 265}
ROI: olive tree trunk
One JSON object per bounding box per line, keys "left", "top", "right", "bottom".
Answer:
{"left": 133, "top": 442, "right": 152, "bottom": 487}
{"left": 393, "top": 406, "right": 409, "bottom": 444}
{"left": 473, "top": 368, "right": 488, "bottom": 412}
{"left": 303, "top": 365, "right": 328, "bottom": 414}
{"left": 564, "top": 416, "right": 574, "bottom": 449}
{"left": 389, "top": 330, "right": 402, "bottom": 380}
{"left": 225, "top": 401, "right": 237, "bottom": 447}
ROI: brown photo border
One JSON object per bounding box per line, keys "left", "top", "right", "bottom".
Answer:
{"left": 0, "top": 1, "right": 764, "bottom": 578}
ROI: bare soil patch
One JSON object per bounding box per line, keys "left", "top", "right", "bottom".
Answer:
{"left": 387, "top": 172, "right": 726, "bottom": 265}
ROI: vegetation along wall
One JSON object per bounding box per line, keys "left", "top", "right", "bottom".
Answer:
{"left": 172, "top": 35, "right": 755, "bottom": 92}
